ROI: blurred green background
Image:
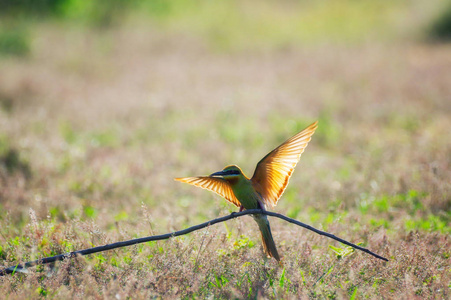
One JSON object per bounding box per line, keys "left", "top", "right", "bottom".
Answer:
{"left": 0, "top": 0, "right": 450, "bottom": 298}
{"left": 1, "top": 0, "right": 450, "bottom": 56}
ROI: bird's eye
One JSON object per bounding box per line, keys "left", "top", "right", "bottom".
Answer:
{"left": 227, "top": 170, "right": 240, "bottom": 175}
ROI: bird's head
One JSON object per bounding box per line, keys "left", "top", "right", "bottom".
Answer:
{"left": 209, "top": 165, "right": 244, "bottom": 180}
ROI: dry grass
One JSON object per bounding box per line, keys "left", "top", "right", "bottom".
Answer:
{"left": 0, "top": 16, "right": 450, "bottom": 299}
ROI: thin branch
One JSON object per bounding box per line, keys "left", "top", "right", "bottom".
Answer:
{"left": 262, "top": 210, "right": 389, "bottom": 261}
{"left": 0, "top": 209, "right": 388, "bottom": 276}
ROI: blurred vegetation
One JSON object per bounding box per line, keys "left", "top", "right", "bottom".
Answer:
{"left": 0, "top": 0, "right": 65, "bottom": 16}
{"left": 0, "top": 26, "right": 30, "bottom": 56}
{"left": 0, "top": 0, "right": 133, "bottom": 56}
{"left": 428, "top": 0, "right": 451, "bottom": 41}
{"left": 57, "top": 0, "right": 134, "bottom": 27}
{"left": 0, "top": 0, "right": 450, "bottom": 298}
{"left": 0, "top": 0, "right": 449, "bottom": 57}
{"left": 138, "top": 0, "right": 407, "bottom": 50}
{"left": 0, "top": 0, "right": 135, "bottom": 27}
{"left": 0, "top": 135, "right": 31, "bottom": 179}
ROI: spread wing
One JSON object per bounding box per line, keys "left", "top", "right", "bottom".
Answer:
{"left": 251, "top": 121, "right": 318, "bottom": 208}
{"left": 174, "top": 176, "right": 241, "bottom": 207}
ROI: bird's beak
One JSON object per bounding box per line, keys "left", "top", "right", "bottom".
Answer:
{"left": 210, "top": 170, "right": 227, "bottom": 177}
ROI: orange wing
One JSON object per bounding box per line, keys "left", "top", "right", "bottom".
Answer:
{"left": 174, "top": 176, "right": 241, "bottom": 207}
{"left": 251, "top": 121, "right": 318, "bottom": 208}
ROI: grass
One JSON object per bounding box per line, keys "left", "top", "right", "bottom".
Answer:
{"left": 0, "top": 27, "right": 30, "bottom": 57}
{"left": 0, "top": 1, "right": 450, "bottom": 298}
{"left": 136, "top": 0, "right": 407, "bottom": 51}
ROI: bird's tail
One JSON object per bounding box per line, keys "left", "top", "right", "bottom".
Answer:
{"left": 253, "top": 215, "right": 280, "bottom": 262}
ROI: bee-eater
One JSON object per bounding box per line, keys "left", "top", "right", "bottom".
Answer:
{"left": 175, "top": 121, "right": 318, "bottom": 262}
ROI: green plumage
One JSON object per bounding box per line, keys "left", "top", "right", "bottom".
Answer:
{"left": 224, "top": 169, "right": 280, "bottom": 261}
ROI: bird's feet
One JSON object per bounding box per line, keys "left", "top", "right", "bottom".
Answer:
{"left": 231, "top": 206, "right": 244, "bottom": 216}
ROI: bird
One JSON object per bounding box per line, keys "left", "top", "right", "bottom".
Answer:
{"left": 175, "top": 121, "right": 318, "bottom": 262}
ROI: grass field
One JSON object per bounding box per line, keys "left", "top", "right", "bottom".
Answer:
{"left": 1, "top": 0, "right": 450, "bottom": 298}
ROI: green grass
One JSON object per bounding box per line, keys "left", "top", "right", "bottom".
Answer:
{"left": 0, "top": 27, "right": 30, "bottom": 56}
{"left": 137, "top": 0, "right": 408, "bottom": 51}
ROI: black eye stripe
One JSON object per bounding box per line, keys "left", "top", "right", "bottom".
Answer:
{"left": 225, "top": 170, "right": 240, "bottom": 175}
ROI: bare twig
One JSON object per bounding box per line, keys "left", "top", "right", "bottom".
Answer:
{"left": 0, "top": 209, "right": 388, "bottom": 276}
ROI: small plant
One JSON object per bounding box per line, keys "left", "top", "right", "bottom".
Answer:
{"left": 233, "top": 235, "right": 255, "bottom": 250}
{"left": 329, "top": 244, "right": 356, "bottom": 260}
